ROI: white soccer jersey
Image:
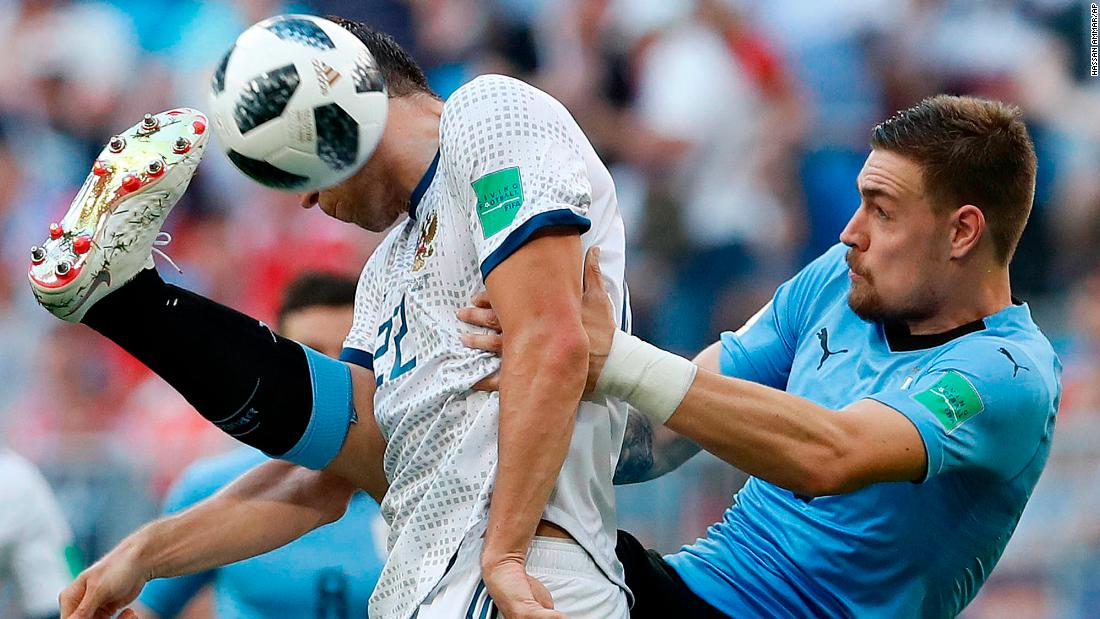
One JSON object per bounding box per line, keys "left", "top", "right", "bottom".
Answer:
{"left": 341, "top": 75, "right": 630, "bottom": 619}
{"left": 0, "top": 450, "right": 74, "bottom": 617}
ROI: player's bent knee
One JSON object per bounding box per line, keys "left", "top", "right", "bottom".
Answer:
{"left": 274, "top": 344, "right": 356, "bottom": 470}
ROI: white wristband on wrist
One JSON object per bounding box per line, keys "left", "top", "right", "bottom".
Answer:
{"left": 594, "top": 330, "right": 698, "bottom": 425}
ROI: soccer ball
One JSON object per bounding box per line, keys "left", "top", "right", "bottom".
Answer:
{"left": 208, "top": 14, "right": 388, "bottom": 192}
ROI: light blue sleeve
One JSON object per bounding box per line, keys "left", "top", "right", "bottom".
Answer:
{"left": 869, "top": 339, "right": 1056, "bottom": 481}
{"left": 136, "top": 467, "right": 221, "bottom": 617}
{"left": 719, "top": 244, "right": 847, "bottom": 388}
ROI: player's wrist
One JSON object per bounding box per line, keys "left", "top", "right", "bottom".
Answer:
{"left": 595, "top": 331, "right": 698, "bottom": 425}
{"left": 480, "top": 546, "right": 525, "bottom": 574}
{"left": 110, "top": 530, "right": 157, "bottom": 581}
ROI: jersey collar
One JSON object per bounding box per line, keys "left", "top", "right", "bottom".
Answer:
{"left": 408, "top": 149, "right": 440, "bottom": 220}
{"left": 884, "top": 319, "right": 986, "bottom": 352}
{"left": 882, "top": 298, "right": 1026, "bottom": 352}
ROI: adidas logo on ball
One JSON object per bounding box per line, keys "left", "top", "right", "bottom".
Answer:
{"left": 312, "top": 59, "right": 341, "bottom": 95}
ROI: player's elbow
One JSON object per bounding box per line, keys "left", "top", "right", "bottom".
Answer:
{"left": 317, "top": 475, "right": 356, "bottom": 526}
{"left": 789, "top": 427, "right": 862, "bottom": 497}
{"left": 792, "top": 460, "right": 851, "bottom": 498}
{"left": 288, "top": 468, "right": 355, "bottom": 527}
{"left": 510, "top": 321, "right": 589, "bottom": 379}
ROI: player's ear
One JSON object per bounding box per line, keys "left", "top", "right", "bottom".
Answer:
{"left": 949, "top": 204, "right": 984, "bottom": 260}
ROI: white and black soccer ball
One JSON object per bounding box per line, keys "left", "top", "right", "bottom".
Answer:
{"left": 209, "top": 14, "right": 387, "bottom": 192}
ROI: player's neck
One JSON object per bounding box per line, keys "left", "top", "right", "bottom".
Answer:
{"left": 905, "top": 267, "right": 1012, "bottom": 335}
{"left": 380, "top": 95, "right": 444, "bottom": 210}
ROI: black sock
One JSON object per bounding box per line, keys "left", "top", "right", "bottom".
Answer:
{"left": 82, "top": 269, "right": 311, "bottom": 456}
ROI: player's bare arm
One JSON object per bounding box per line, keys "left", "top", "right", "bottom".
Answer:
{"left": 480, "top": 227, "right": 587, "bottom": 618}
{"left": 61, "top": 364, "right": 388, "bottom": 619}
{"left": 580, "top": 248, "right": 927, "bottom": 497}
{"left": 609, "top": 341, "right": 718, "bottom": 484}
{"left": 324, "top": 363, "right": 389, "bottom": 500}
{"left": 463, "top": 248, "right": 925, "bottom": 496}
{"left": 60, "top": 459, "right": 356, "bottom": 619}
{"left": 460, "top": 262, "right": 713, "bottom": 486}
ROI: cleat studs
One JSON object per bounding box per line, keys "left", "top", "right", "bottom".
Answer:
{"left": 49, "top": 223, "right": 63, "bottom": 239}
{"left": 121, "top": 174, "right": 142, "bottom": 192}
{"left": 55, "top": 261, "right": 71, "bottom": 277}
{"left": 30, "top": 246, "right": 46, "bottom": 264}
{"left": 92, "top": 160, "right": 109, "bottom": 176}
{"left": 172, "top": 137, "right": 191, "bottom": 154}
{"left": 141, "top": 113, "right": 159, "bottom": 131}
{"left": 108, "top": 136, "right": 125, "bottom": 153}
{"left": 73, "top": 236, "right": 91, "bottom": 254}
{"left": 192, "top": 120, "right": 206, "bottom": 135}
{"left": 147, "top": 159, "right": 164, "bottom": 177}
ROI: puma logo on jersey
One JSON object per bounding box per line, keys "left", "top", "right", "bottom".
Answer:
{"left": 816, "top": 327, "right": 849, "bottom": 370}
{"left": 997, "top": 347, "right": 1029, "bottom": 378}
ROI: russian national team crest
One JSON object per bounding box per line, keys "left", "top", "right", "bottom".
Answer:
{"left": 413, "top": 209, "right": 438, "bottom": 271}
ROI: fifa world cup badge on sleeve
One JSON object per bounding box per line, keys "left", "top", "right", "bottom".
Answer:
{"left": 912, "top": 371, "right": 985, "bottom": 432}
{"left": 472, "top": 167, "right": 524, "bottom": 238}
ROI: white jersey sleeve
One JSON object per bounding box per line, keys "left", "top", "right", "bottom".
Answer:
{"left": 0, "top": 450, "right": 74, "bottom": 616}
{"left": 439, "top": 75, "right": 593, "bottom": 279}
{"left": 340, "top": 232, "right": 398, "bottom": 371}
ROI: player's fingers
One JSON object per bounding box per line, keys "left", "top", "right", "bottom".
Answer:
{"left": 70, "top": 592, "right": 97, "bottom": 619}
{"left": 118, "top": 608, "right": 138, "bottom": 619}
{"left": 457, "top": 307, "right": 501, "bottom": 332}
{"left": 72, "top": 589, "right": 98, "bottom": 619}
{"left": 582, "top": 246, "right": 602, "bottom": 294}
{"left": 472, "top": 372, "right": 500, "bottom": 391}
{"left": 462, "top": 332, "right": 503, "bottom": 354}
{"left": 527, "top": 574, "right": 555, "bottom": 609}
{"left": 472, "top": 291, "right": 493, "bottom": 308}
{"left": 59, "top": 576, "right": 86, "bottom": 618}
{"left": 73, "top": 574, "right": 114, "bottom": 619}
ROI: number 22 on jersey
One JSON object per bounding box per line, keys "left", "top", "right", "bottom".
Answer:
{"left": 375, "top": 294, "right": 417, "bottom": 386}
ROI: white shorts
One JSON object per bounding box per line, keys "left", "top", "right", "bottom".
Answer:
{"left": 414, "top": 535, "right": 629, "bottom": 619}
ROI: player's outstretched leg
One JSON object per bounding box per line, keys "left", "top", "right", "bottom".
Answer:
{"left": 28, "top": 109, "right": 209, "bottom": 322}
{"left": 26, "top": 111, "right": 353, "bottom": 469}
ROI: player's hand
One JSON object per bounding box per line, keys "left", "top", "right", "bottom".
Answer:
{"left": 460, "top": 246, "right": 615, "bottom": 394}
{"left": 458, "top": 292, "right": 503, "bottom": 391}
{"left": 482, "top": 557, "right": 568, "bottom": 619}
{"left": 578, "top": 246, "right": 616, "bottom": 394}
{"left": 60, "top": 541, "right": 149, "bottom": 619}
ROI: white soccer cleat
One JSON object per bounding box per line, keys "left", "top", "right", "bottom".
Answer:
{"left": 28, "top": 108, "right": 209, "bottom": 322}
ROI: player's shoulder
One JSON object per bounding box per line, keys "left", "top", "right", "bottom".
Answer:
{"left": 445, "top": 74, "right": 541, "bottom": 111}
{"left": 925, "top": 310, "right": 1060, "bottom": 405}
{"left": 778, "top": 243, "right": 851, "bottom": 313}
{"left": 165, "top": 448, "right": 266, "bottom": 513}
{"left": 806, "top": 243, "right": 851, "bottom": 280}
{"left": 784, "top": 243, "right": 851, "bottom": 292}
{"left": 0, "top": 449, "right": 34, "bottom": 480}
{"left": 0, "top": 449, "right": 50, "bottom": 499}
{"left": 440, "top": 74, "right": 561, "bottom": 135}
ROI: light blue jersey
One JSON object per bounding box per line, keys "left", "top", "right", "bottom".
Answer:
{"left": 138, "top": 448, "right": 387, "bottom": 619}
{"left": 666, "top": 244, "right": 1061, "bottom": 618}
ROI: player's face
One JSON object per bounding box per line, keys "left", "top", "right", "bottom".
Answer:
{"left": 280, "top": 305, "right": 355, "bottom": 358}
{"left": 298, "top": 160, "right": 404, "bottom": 232}
{"left": 840, "top": 149, "right": 954, "bottom": 324}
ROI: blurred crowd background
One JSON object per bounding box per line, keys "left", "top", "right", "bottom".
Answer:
{"left": 1, "top": 0, "right": 1099, "bottom": 617}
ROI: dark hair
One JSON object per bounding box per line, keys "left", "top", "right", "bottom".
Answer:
{"left": 325, "top": 15, "right": 438, "bottom": 99}
{"left": 277, "top": 271, "right": 358, "bottom": 330}
{"left": 870, "top": 95, "right": 1037, "bottom": 264}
